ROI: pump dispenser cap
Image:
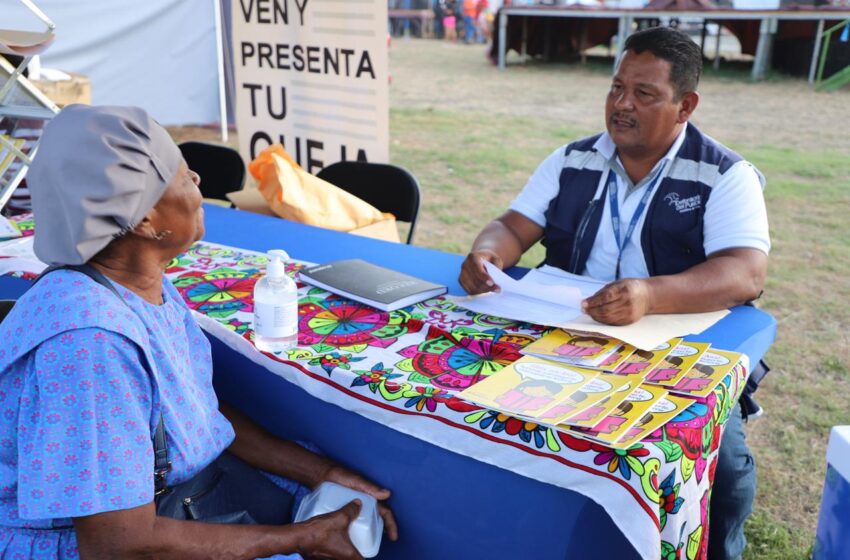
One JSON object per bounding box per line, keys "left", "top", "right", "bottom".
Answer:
{"left": 266, "top": 249, "right": 290, "bottom": 280}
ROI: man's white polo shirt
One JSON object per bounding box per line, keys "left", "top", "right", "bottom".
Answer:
{"left": 509, "top": 123, "right": 770, "bottom": 282}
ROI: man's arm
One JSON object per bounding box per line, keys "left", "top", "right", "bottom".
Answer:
{"left": 582, "top": 247, "right": 768, "bottom": 325}
{"left": 459, "top": 210, "right": 544, "bottom": 294}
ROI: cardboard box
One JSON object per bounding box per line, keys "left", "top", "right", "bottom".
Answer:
{"left": 30, "top": 73, "right": 91, "bottom": 107}
{"left": 226, "top": 188, "right": 401, "bottom": 243}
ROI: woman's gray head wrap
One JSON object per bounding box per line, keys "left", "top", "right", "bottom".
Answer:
{"left": 27, "top": 104, "right": 182, "bottom": 265}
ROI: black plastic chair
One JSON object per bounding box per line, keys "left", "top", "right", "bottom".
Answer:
{"left": 0, "top": 300, "right": 15, "bottom": 323}
{"left": 178, "top": 141, "right": 246, "bottom": 203}
{"left": 316, "top": 162, "right": 421, "bottom": 244}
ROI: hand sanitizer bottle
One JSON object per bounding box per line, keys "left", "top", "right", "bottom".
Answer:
{"left": 253, "top": 249, "right": 298, "bottom": 353}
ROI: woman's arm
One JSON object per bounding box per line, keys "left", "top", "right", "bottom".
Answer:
{"left": 220, "top": 402, "right": 399, "bottom": 541}
{"left": 73, "top": 500, "right": 364, "bottom": 560}
{"left": 221, "top": 402, "right": 335, "bottom": 488}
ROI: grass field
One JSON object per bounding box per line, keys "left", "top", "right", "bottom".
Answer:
{"left": 175, "top": 38, "right": 850, "bottom": 559}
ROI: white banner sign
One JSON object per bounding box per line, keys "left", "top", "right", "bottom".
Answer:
{"left": 232, "top": 0, "right": 389, "bottom": 173}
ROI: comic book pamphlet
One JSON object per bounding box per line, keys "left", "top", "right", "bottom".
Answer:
{"left": 458, "top": 356, "right": 597, "bottom": 418}
{"left": 613, "top": 338, "right": 680, "bottom": 379}
{"left": 644, "top": 341, "right": 711, "bottom": 388}
{"left": 610, "top": 394, "right": 695, "bottom": 449}
{"left": 669, "top": 348, "right": 743, "bottom": 398}
{"left": 534, "top": 373, "right": 634, "bottom": 426}
{"left": 521, "top": 329, "right": 624, "bottom": 370}
{"left": 597, "top": 344, "right": 637, "bottom": 372}
{"left": 557, "top": 382, "right": 635, "bottom": 429}
{"left": 569, "top": 384, "right": 669, "bottom": 446}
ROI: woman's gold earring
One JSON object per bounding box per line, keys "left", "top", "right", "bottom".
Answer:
{"left": 154, "top": 230, "right": 172, "bottom": 241}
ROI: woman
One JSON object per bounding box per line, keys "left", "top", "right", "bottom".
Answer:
{"left": 0, "top": 105, "right": 397, "bottom": 559}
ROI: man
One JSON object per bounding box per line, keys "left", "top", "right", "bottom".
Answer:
{"left": 459, "top": 26, "right": 769, "bottom": 560}
{"left": 462, "top": 0, "right": 477, "bottom": 43}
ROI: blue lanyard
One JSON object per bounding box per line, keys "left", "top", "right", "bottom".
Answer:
{"left": 607, "top": 161, "right": 667, "bottom": 280}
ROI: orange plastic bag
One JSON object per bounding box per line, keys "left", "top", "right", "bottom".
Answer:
{"left": 248, "top": 144, "right": 390, "bottom": 232}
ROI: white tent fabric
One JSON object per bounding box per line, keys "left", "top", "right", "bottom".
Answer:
{"left": 4, "top": 0, "right": 223, "bottom": 126}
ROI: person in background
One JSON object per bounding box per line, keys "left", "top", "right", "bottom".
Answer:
{"left": 443, "top": 0, "right": 458, "bottom": 42}
{"left": 459, "top": 26, "right": 769, "bottom": 560}
{"left": 462, "top": 0, "right": 477, "bottom": 43}
{"left": 475, "top": 0, "right": 490, "bottom": 43}
{"left": 433, "top": 0, "right": 445, "bottom": 39}
{"left": 0, "top": 104, "right": 398, "bottom": 560}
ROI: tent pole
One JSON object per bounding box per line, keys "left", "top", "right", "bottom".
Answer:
{"left": 213, "top": 0, "right": 228, "bottom": 143}
{"left": 808, "top": 19, "right": 824, "bottom": 84}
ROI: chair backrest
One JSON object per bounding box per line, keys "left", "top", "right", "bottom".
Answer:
{"left": 316, "top": 161, "right": 421, "bottom": 244}
{"left": 178, "top": 141, "right": 246, "bottom": 202}
{"left": 0, "top": 300, "right": 15, "bottom": 324}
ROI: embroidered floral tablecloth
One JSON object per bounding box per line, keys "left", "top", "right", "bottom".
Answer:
{"left": 0, "top": 223, "right": 748, "bottom": 560}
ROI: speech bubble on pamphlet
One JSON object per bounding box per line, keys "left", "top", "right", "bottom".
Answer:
{"left": 514, "top": 361, "right": 586, "bottom": 384}
{"left": 699, "top": 352, "right": 732, "bottom": 366}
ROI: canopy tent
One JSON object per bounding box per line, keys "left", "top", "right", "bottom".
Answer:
{"left": 3, "top": 0, "right": 233, "bottom": 128}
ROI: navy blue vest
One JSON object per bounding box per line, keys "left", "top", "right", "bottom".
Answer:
{"left": 542, "top": 124, "right": 748, "bottom": 278}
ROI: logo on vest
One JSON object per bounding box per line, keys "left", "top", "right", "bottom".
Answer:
{"left": 664, "top": 192, "right": 702, "bottom": 213}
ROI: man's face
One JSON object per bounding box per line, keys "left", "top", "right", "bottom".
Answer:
{"left": 605, "top": 50, "right": 696, "bottom": 159}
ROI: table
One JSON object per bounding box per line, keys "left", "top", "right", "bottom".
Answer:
{"left": 493, "top": 6, "right": 850, "bottom": 81}
{"left": 0, "top": 205, "right": 776, "bottom": 560}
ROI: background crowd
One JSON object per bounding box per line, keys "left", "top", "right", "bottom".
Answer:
{"left": 390, "top": 0, "right": 495, "bottom": 44}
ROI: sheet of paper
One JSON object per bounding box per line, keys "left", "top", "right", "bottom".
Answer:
{"left": 0, "top": 237, "right": 45, "bottom": 276}
{"left": 0, "top": 256, "right": 46, "bottom": 276}
{"left": 557, "top": 310, "right": 729, "bottom": 351}
{"left": 484, "top": 262, "right": 583, "bottom": 307}
{"left": 525, "top": 265, "right": 607, "bottom": 298}
{"left": 449, "top": 291, "right": 582, "bottom": 326}
{"left": 447, "top": 262, "right": 584, "bottom": 325}
{"left": 0, "top": 236, "right": 36, "bottom": 258}
{"left": 0, "top": 215, "right": 22, "bottom": 240}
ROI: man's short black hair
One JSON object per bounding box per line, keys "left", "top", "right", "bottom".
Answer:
{"left": 623, "top": 26, "right": 702, "bottom": 98}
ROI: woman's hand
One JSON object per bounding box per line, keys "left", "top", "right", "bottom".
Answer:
{"left": 219, "top": 403, "right": 399, "bottom": 543}
{"left": 296, "top": 500, "right": 364, "bottom": 560}
{"left": 319, "top": 465, "right": 399, "bottom": 542}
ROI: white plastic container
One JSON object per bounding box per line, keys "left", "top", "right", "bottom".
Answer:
{"left": 293, "top": 481, "right": 384, "bottom": 558}
{"left": 814, "top": 426, "right": 850, "bottom": 559}
{"left": 253, "top": 249, "right": 298, "bottom": 353}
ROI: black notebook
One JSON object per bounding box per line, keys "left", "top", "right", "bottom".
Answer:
{"left": 299, "top": 259, "right": 447, "bottom": 312}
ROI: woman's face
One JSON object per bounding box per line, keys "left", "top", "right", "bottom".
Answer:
{"left": 152, "top": 161, "right": 204, "bottom": 252}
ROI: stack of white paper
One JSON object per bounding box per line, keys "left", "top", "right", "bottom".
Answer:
{"left": 451, "top": 263, "right": 729, "bottom": 350}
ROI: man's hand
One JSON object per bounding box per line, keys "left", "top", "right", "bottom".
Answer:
{"left": 459, "top": 250, "right": 504, "bottom": 295}
{"left": 296, "top": 500, "right": 364, "bottom": 560}
{"left": 581, "top": 278, "right": 653, "bottom": 326}
{"left": 320, "top": 465, "right": 399, "bottom": 542}
{"left": 459, "top": 212, "right": 544, "bottom": 295}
